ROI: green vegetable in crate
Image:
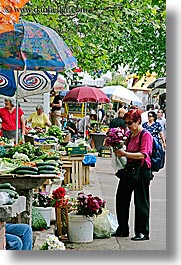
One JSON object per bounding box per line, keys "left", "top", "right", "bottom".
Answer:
{"left": 15, "top": 170, "right": 38, "bottom": 175}
{"left": 30, "top": 153, "right": 49, "bottom": 161}
{"left": 38, "top": 170, "right": 58, "bottom": 175}
{"left": 6, "top": 142, "right": 46, "bottom": 160}
{"left": 15, "top": 166, "right": 38, "bottom": 173}
{"left": 37, "top": 165, "right": 56, "bottom": 171}
{"left": 43, "top": 156, "right": 60, "bottom": 161}
{"left": 47, "top": 126, "right": 63, "bottom": 143}
{"left": 0, "top": 183, "right": 16, "bottom": 191}
{"left": 36, "top": 161, "right": 59, "bottom": 167}
{"left": 32, "top": 206, "right": 47, "bottom": 230}
{"left": 0, "top": 146, "right": 6, "bottom": 158}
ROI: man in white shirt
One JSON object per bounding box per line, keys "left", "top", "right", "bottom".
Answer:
{"left": 156, "top": 109, "right": 166, "bottom": 138}
{"left": 141, "top": 104, "right": 154, "bottom": 124}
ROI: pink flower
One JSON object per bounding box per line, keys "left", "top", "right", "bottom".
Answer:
{"left": 104, "top": 127, "right": 130, "bottom": 150}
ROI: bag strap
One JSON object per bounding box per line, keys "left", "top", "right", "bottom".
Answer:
{"left": 138, "top": 129, "right": 146, "bottom": 147}
{"left": 126, "top": 129, "right": 146, "bottom": 149}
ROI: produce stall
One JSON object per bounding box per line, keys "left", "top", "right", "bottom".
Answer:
{"left": 25, "top": 126, "right": 71, "bottom": 147}
{"left": 0, "top": 174, "right": 59, "bottom": 225}
{"left": 0, "top": 143, "right": 63, "bottom": 225}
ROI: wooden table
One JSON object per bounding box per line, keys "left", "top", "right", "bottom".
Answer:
{"left": 0, "top": 174, "right": 59, "bottom": 225}
{"left": 69, "top": 156, "right": 84, "bottom": 190}
{"left": 60, "top": 155, "right": 90, "bottom": 190}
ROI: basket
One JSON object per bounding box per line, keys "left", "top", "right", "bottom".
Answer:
{"left": 55, "top": 206, "right": 70, "bottom": 240}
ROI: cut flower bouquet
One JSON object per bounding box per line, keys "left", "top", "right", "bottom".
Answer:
{"left": 70, "top": 192, "right": 106, "bottom": 218}
{"left": 104, "top": 127, "right": 130, "bottom": 171}
{"left": 52, "top": 186, "right": 70, "bottom": 207}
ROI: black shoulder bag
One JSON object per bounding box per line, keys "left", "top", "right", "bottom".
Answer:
{"left": 115, "top": 132, "right": 143, "bottom": 184}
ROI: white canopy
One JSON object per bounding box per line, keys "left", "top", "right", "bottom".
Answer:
{"left": 101, "top": 85, "right": 142, "bottom": 104}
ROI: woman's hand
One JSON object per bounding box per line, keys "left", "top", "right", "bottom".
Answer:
{"left": 115, "top": 149, "right": 127, "bottom": 157}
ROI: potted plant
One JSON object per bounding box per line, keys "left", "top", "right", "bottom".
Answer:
{"left": 32, "top": 191, "right": 54, "bottom": 227}
{"left": 68, "top": 192, "right": 106, "bottom": 243}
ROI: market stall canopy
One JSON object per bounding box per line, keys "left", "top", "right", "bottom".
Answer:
{"left": 0, "top": 69, "right": 57, "bottom": 97}
{"left": 147, "top": 77, "right": 166, "bottom": 89}
{"left": 129, "top": 75, "right": 154, "bottom": 91}
{"left": 0, "top": 19, "right": 77, "bottom": 72}
{"left": 101, "top": 85, "right": 142, "bottom": 104}
{"left": 63, "top": 86, "right": 110, "bottom": 103}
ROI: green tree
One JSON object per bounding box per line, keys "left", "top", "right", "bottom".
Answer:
{"left": 22, "top": 0, "right": 166, "bottom": 77}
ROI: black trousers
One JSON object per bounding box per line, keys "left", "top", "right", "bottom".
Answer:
{"left": 116, "top": 162, "right": 152, "bottom": 236}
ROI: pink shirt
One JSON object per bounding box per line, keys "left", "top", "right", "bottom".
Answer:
{"left": 0, "top": 107, "right": 24, "bottom": 131}
{"left": 127, "top": 130, "right": 153, "bottom": 168}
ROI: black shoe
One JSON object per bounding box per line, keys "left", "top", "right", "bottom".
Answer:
{"left": 112, "top": 232, "right": 129, "bottom": 237}
{"left": 131, "top": 233, "right": 149, "bottom": 241}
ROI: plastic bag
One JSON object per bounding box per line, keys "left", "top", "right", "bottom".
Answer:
{"left": 111, "top": 152, "right": 127, "bottom": 171}
{"left": 82, "top": 155, "right": 97, "bottom": 165}
{"left": 0, "top": 192, "right": 13, "bottom": 205}
{"left": 93, "top": 209, "right": 112, "bottom": 238}
{"left": 107, "top": 212, "right": 118, "bottom": 234}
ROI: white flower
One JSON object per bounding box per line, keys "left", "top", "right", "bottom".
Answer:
{"left": 40, "top": 234, "right": 65, "bottom": 250}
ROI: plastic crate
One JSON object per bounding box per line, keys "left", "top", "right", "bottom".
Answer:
{"left": 65, "top": 146, "right": 87, "bottom": 155}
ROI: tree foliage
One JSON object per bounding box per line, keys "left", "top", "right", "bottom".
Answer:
{"left": 21, "top": 0, "right": 166, "bottom": 77}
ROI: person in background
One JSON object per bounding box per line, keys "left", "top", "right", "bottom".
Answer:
{"left": 27, "top": 105, "right": 51, "bottom": 130}
{"left": 0, "top": 97, "right": 25, "bottom": 140}
{"left": 78, "top": 114, "right": 97, "bottom": 137}
{"left": 5, "top": 223, "right": 32, "bottom": 250}
{"left": 103, "top": 103, "right": 116, "bottom": 126}
{"left": 97, "top": 104, "right": 105, "bottom": 123}
{"left": 154, "top": 103, "right": 160, "bottom": 114}
{"left": 156, "top": 109, "right": 166, "bottom": 138}
{"left": 50, "top": 90, "right": 62, "bottom": 128}
{"left": 113, "top": 109, "right": 153, "bottom": 241}
{"left": 142, "top": 111, "right": 166, "bottom": 149}
{"left": 109, "top": 108, "right": 127, "bottom": 129}
{"left": 65, "top": 115, "right": 78, "bottom": 139}
{"left": 141, "top": 104, "right": 154, "bottom": 124}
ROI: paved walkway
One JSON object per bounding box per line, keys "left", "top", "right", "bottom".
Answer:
{"left": 33, "top": 157, "right": 166, "bottom": 251}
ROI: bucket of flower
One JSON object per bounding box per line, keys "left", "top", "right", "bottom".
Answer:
{"left": 68, "top": 192, "right": 106, "bottom": 243}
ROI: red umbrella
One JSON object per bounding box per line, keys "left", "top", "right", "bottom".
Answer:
{"left": 63, "top": 86, "right": 110, "bottom": 103}
{"left": 63, "top": 86, "right": 110, "bottom": 139}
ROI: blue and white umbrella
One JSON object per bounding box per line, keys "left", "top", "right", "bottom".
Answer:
{"left": 0, "top": 69, "right": 57, "bottom": 98}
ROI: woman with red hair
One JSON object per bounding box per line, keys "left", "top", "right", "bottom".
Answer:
{"left": 113, "top": 109, "right": 153, "bottom": 241}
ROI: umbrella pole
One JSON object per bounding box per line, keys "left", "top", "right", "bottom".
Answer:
{"left": 84, "top": 102, "right": 87, "bottom": 139}
{"left": 15, "top": 70, "right": 19, "bottom": 145}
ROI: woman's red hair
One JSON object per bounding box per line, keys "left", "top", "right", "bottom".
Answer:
{"left": 123, "top": 109, "right": 142, "bottom": 124}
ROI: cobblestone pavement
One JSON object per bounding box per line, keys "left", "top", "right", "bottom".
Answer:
{"left": 33, "top": 157, "right": 166, "bottom": 251}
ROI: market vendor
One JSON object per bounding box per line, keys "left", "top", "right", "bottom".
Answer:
{"left": 65, "top": 115, "right": 78, "bottom": 139}
{"left": 26, "top": 105, "right": 51, "bottom": 130}
{"left": 77, "top": 114, "right": 97, "bottom": 137}
{"left": 0, "top": 97, "right": 25, "bottom": 140}
{"left": 50, "top": 90, "right": 62, "bottom": 128}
